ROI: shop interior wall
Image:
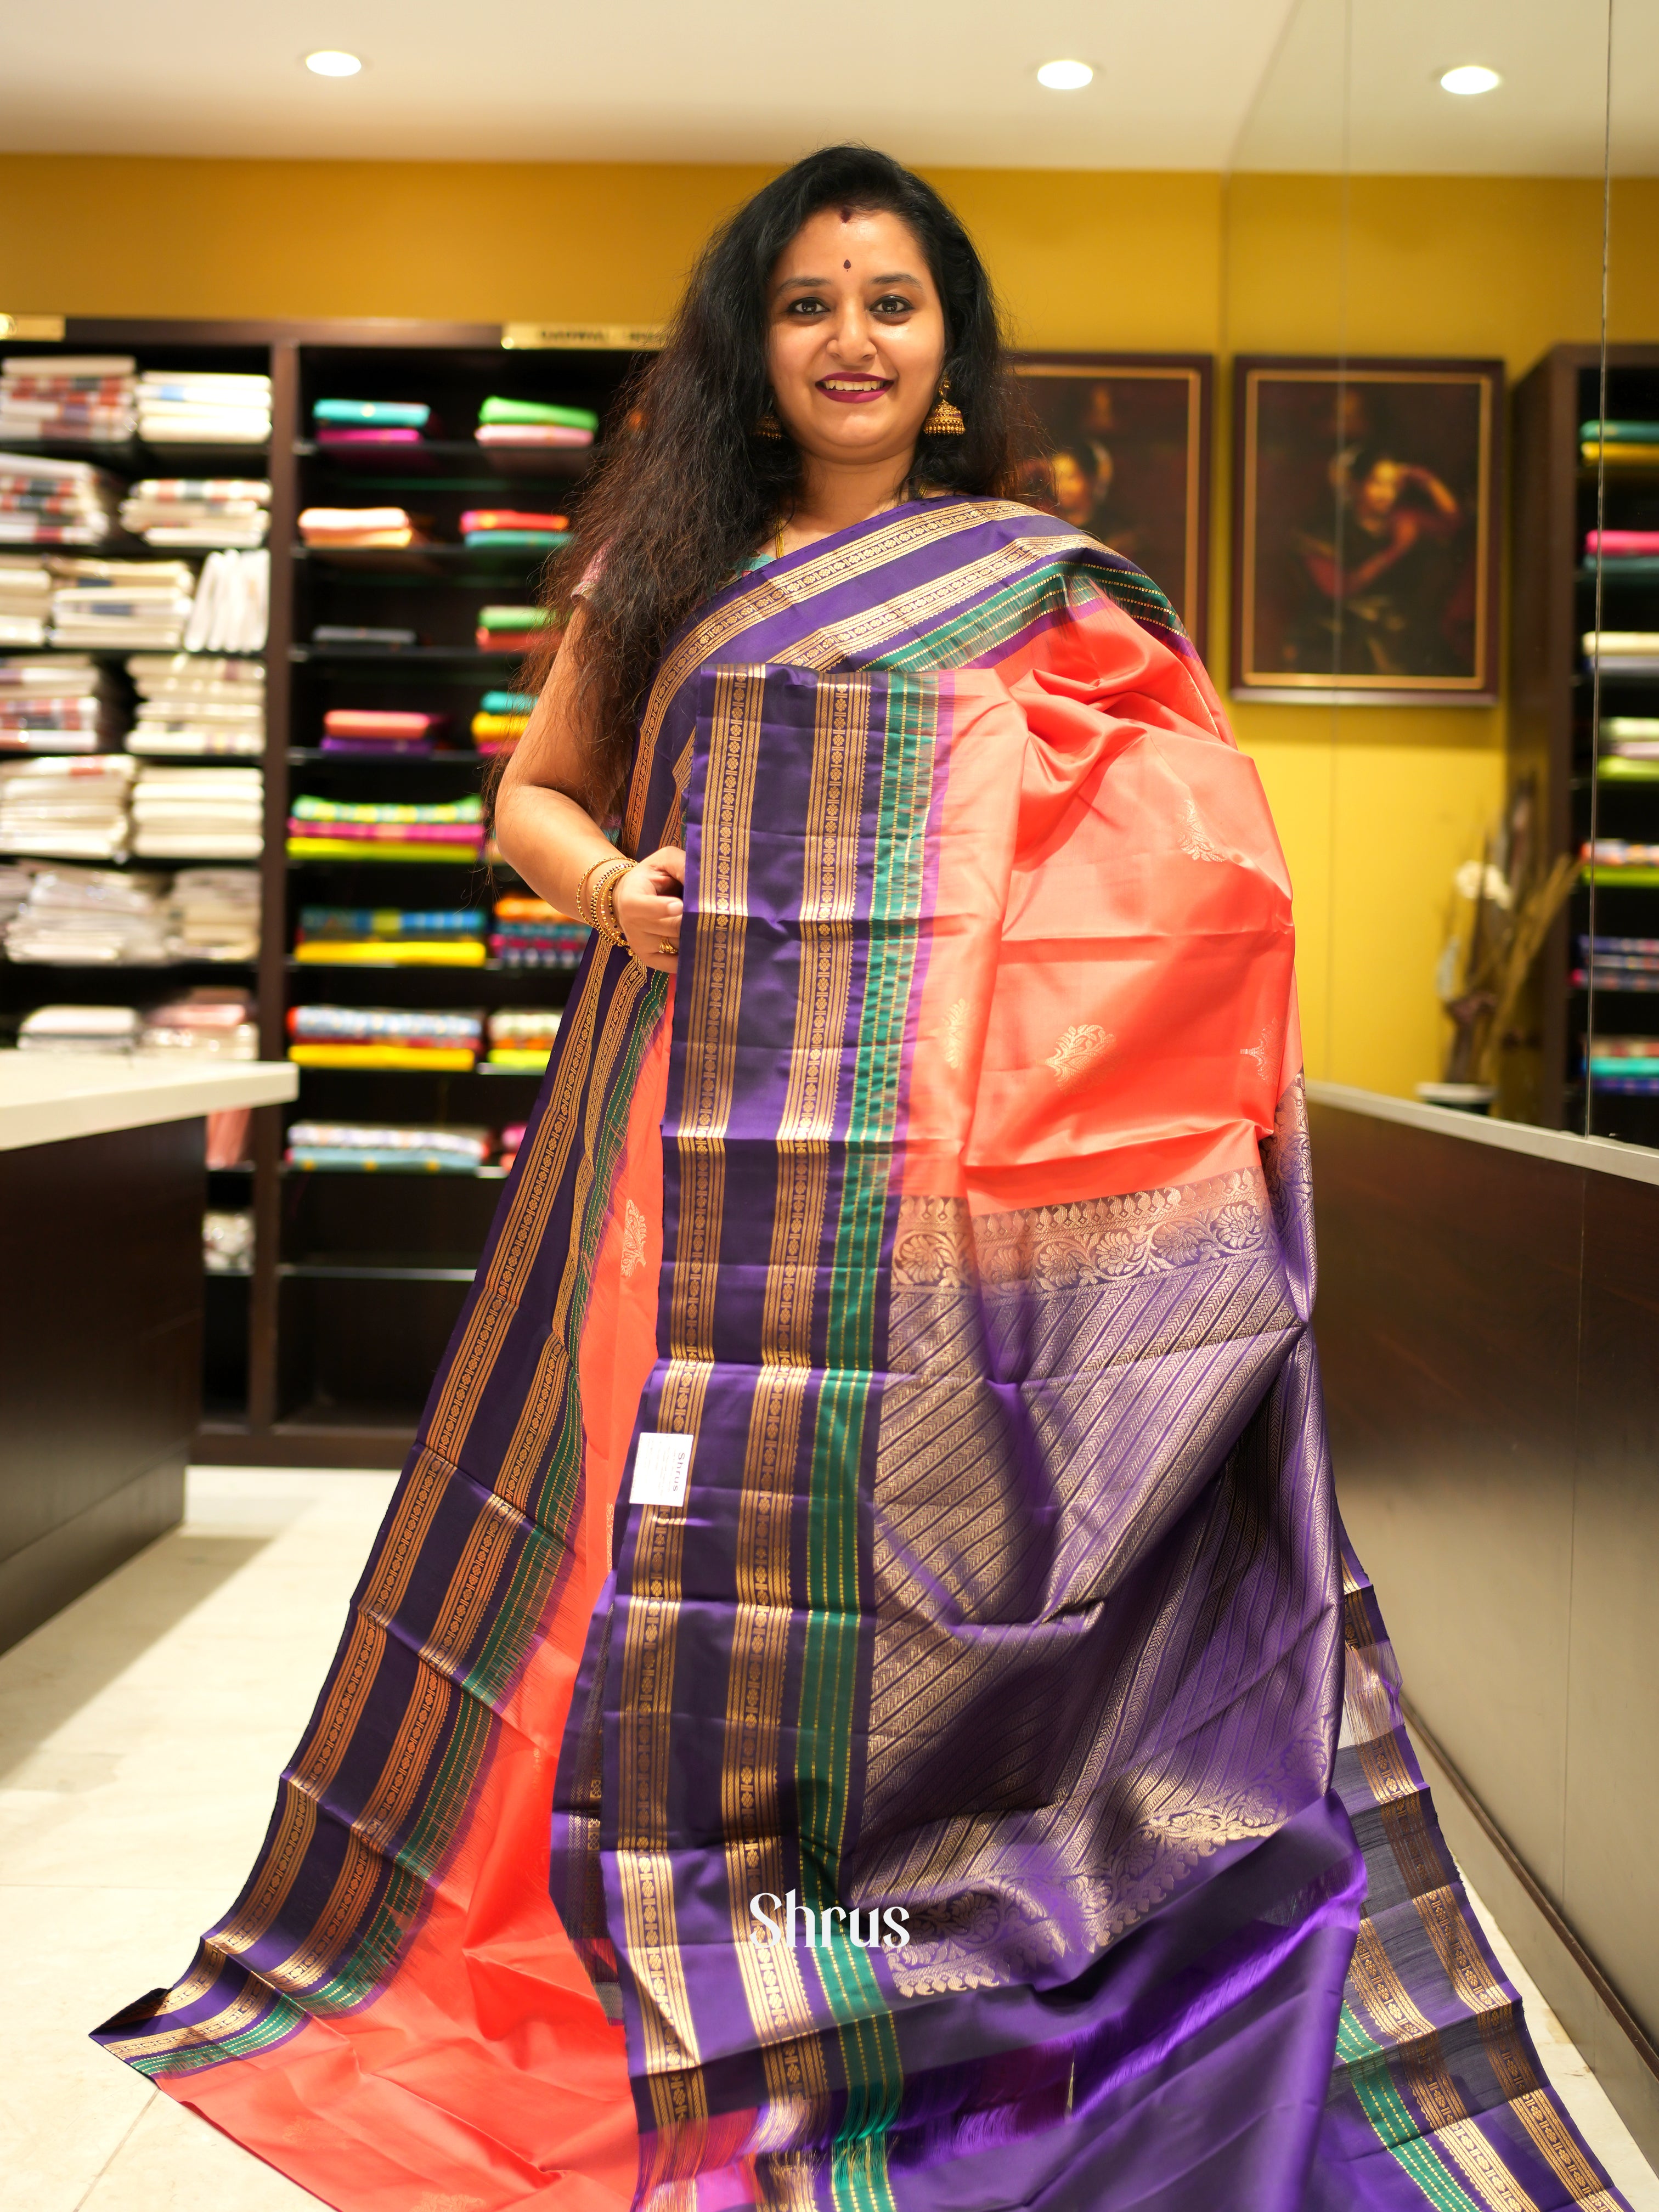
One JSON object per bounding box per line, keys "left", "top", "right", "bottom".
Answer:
{"left": 3, "top": 152, "right": 1655, "bottom": 1096}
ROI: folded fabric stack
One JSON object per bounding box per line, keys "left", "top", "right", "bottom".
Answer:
{"left": 137, "top": 371, "right": 271, "bottom": 445}
{"left": 1583, "top": 631, "right": 1659, "bottom": 676}
{"left": 477, "top": 605, "right": 550, "bottom": 653}
{"left": 1582, "top": 839, "right": 1659, "bottom": 887}
{"left": 0, "top": 755, "right": 136, "bottom": 859}
{"left": 132, "top": 766, "right": 263, "bottom": 859}
{"left": 51, "top": 560, "right": 196, "bottom": 650}
{"left": 298, "top": 507, "right": 426, "bottom": 550}
{"left": 0, "top": 458, "right": 117, "bottom": 546}
{"left": 0, "top": 656, "right": 121, "bottom": 753}
{"left": 0, "top": 857, "right": 33, "bottom": 934}
{"left": 1581, "top": 421, "right": 1659, "bottom": 467}
{"left": 313, "top": 399, "right": 432, "bottom": 448}
{"left": 0, "top": 357, "right": 136, "bottom": 443}
{"left": 168, "top": 867, "right": 261, "bottom": 960}
{"left": 183, "top": 548, "right": 269, "bottom": 652}
{"left": 17, "top": 1002, "right": 140, "bottom": 1053}
{"left": 320, "top": 708, "right": 445, "bottom": 758}
{"left": 285, "top": 1120, "right": 491, "bottom": 1172}
{"left": 0, "top": 558, "right": 52, "bottom": 644}
{"left": 293, "top": 905, "right": 487, "bottom": 967}
{"left": 1584, "top": 531, "right": 1659, "bottom": 577}
{"left": 475, "top": 397, "right": 597, "bottom": 450}
{"left": 1572, "top": 935, "right": 1659, "bottom": 994}
{"left": 498, "top": 1119, "right": 527, "bottom": 1173}
{"left": 1585, "top": 1036, "right": 1659, "bottom": 1093}
{"left": 485, "top": 1006, "right": 562, "bottom": 1070}
{"left": 490, "top": 895, "right": 590, "bottom": 968}
{"left": 311, "top": 624, "right": 419, "bottom": 650}
{"left": 4, "top": 864, "right": 167, "bottom": 962}
{"left": 119, "top": 478, "right": 270, "bottom": 548}
{"left": 287, "top": 1004, "right": 482, "bottom": 1070}
{"left": 127, "top": 653, "right": 264, "bottom": 757}
{"left": 140, "top": 988, "right": 257, "bottom": 1059}
{"left": 287, "top": 792, "right": 484, "bottom": 864}
{"left": 471, "top": 689, "right": 534, "bottom": 754}
{"left": 204, "top": 1209, "right": 255, "bottom": 1271}
{"left": 460, "top": 509, "right": 569, "bottom": 550}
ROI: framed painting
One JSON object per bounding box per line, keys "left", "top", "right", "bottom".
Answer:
{"left": 1231, "top": 356, "right": 1504, "bottom": 704}
{"left": 1013, "top": 353, "right": 1212, "bottom": 644}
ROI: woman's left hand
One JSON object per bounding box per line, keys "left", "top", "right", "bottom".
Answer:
{"left": 612, "top": 846, "right": 687, "bottom": 972}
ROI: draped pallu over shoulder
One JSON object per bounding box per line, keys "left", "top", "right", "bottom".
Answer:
{"left": 96, "top": 499, "right": 1631, "bottom": 2212}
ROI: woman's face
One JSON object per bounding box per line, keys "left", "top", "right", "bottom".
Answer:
{"left": 765, "top": 206, "right": 947, "bottom": 472}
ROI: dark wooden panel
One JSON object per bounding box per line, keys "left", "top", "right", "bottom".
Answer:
{"left": 0, "top": 1121, "right": 202, "bottom": 1645}
{"left": 1310, "top": 1102, "right": 1584, "bottom": 1904}
{"left": 0, "top": 1461, "right": 185, "bottom": 1652}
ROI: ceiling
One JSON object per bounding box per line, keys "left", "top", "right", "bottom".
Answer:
{"left": 0, "top": 0, "right": 1651, "bottom": 174}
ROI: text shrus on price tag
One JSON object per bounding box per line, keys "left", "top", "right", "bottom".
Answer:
{"left": 630, "top": 1432, "right": 694, "bottom": 1509}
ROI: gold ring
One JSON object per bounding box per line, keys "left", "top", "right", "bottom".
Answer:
{"left": 657, "top": 938, "right": 679, "bottom": 957}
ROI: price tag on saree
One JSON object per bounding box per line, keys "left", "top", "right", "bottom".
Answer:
{"left": 630, "top": 1431, "right": 694, "bottom": 1508}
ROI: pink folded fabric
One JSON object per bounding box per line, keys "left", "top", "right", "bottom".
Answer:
{"left": 1586, "top": 530, "right": 1659, "bottom": 556}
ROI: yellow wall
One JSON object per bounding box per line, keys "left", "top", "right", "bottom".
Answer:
{"left": 4, "top": 154, "right": 1652, "bottom": 1102}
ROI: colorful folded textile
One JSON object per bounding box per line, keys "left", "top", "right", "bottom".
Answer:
{"left": 314, "top": 429, "right": 425, "bottom": 447}
{"left": 1582, "top": 839, "right": 1659, "bottom": 865}
{"left": 1585, "top": 530, "right": 1659, "bottom": 557}
{"left": 311, "top": 624, "right": 418, "bottom": 648}
{"left": 0, "top": 358, "right": 136, "bottom": 444}
{"left": 321, "top": 709, "right": 445, "bottom": 742}
{"left": 0, "top": 754, "right": 136, "bottom": 859}
{"left": 484, "top": 1005, "right": 561, "bottom": 1069}
{"left": 50, "top": 560, "right": 196, "bottom": 649}
{"left": 471, "top": 712, "right": 529, "bottom": 747}
{"left": 17, "top": 1001, "right": 140, "bottom": 1052}
{"left": 1581, "top": 420, "right": 1659, "bottom": 443}
{"left": 1582, "top": 442, "right": 1659, "bottom": 467}
{"left": 3, "top": 862, "right": 167, "bottom": 962}
{"left": 0, "top": 456, "right": 118, "bottom": 545}
{"left": 293, "top": 938, "right": 485, "bottom": 966}
{"left": 459, "top": 510, "right": 568, "bottom": 535}
{"left": 287, "top": 794, "right": 483, "bottom": 861}
{"left": 289, "top": 838, "right": 479, "bottom": 865}
{"left": 313, "top": 400, "right": 432, "bottom": 431}
{"left": 497, "top": 1119, "right": 527, "bottom": 1173}
{"left": 488, "top": 891, "right": 590, "bottom": 967}
{"left": 293, "top": 904, "right": 487, "bottom": 967}
{"left": 286, "top": 1118, "right": 490, "bottom": 1171}
{"left": 290, "top": 1005, "right": 482, "bottom": 1045}
{"left": 0, "top": 653, "right": 121, "bottom": 753}
{"left": 1586, "top": 1035, "right": 1659, "bottom": 1089}
{"left": 119, "top": 478, "right": 270, "bottom": 548}
{"left": 298, "top": 906, "right": 486, "bottom": 939}
{"left": 288, "top": 1042, "right": 478, "bottom": 1069}
{"left": 299, "top": 506, "right": 425, "bottom": 550}
{"left": 1582, "top": 630, "right": 1659, "bottom": 674}
{"left": 136, "top": 371, "right": 271, "bottom": 445}
{"left": 167, "top": 867, "right": 261, "bottom": 960}
{"left": 478, "top": 398, "right": 599, "bottom": 432}
{"left": 141, "top": 989, "right": 257, "bottom": 1059}
{"left": 477, "top": 606, "right": 550, "bottom": 631}
{"left": 473, "top": 424, "right": 593, "bottom": 449}
{"left": 127, "top": 653, "right": 264, "bottom": 757}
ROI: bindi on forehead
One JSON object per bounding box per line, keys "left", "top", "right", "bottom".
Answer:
{"left": 844, "top": 260, "right": 851, "bottom": 270}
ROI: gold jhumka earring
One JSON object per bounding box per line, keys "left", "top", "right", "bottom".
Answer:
{"left": 921, "top": 376, "right": 966, "bottom": 436}
{"left": 755, "top": 400, "right": 784, "bottom": 439}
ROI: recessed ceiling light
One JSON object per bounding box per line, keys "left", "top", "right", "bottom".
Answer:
{"left": 305, "top": 49, "right": 363, "bottom": 77}
{"left": 1439, "top": 64, "right": 1501, "bottom": 96}
{"left": 1037, "top": 59, "right": 1093, "bottom": 92}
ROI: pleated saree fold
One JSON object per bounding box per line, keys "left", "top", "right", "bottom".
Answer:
{"left": 96, "top": 500, "right": 1630, "bottom": 2212}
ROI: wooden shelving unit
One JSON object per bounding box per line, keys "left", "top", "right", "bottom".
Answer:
{"left": 1511, "top": 343, "right": 1659, "bottom": 1135}
{"left": 0, "top": 317, "right": 651, "bottom": 1465}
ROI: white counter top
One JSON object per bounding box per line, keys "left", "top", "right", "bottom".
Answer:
{"left": 0, "top": 1051, "right": 297, "bottom": 1153}
{"left": 1306, "top": 1078, "right": 1659, "bottom": 1191}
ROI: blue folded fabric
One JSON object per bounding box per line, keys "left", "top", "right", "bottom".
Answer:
{"left": 313, "top": 399, "right": 432, "bottom": 429}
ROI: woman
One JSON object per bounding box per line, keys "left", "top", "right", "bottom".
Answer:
{"left": 98, "top": 149, "right": 1625, "bottom": 2212}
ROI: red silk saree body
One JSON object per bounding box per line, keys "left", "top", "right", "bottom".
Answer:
{"left": 97, "top": 500, "right": 1629, "bottom": 2212}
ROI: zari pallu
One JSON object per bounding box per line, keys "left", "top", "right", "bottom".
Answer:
{"left": 96, "top": 499, "right": 1630, "bottom": 2212}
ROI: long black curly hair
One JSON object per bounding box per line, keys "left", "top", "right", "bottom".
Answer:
{"left": 521, "top": 144, "right": 1024, "bottom": 812}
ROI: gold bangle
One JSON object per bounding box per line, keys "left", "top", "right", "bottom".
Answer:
{"left": 590, "top": 858, "right": 633, "bottom": 950}
{"left": 575, "top": 856, "right": 616, "bottom": 929}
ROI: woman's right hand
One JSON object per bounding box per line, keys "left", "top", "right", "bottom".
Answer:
{"left": 611, "top": 846, "right": 686, "bottom": 973}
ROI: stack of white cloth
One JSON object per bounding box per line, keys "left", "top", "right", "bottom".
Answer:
{"left": 16, "top": 1003, "right": 141, "bottom": 1053}
{"left": 140, "top": 989, "right": 257, "bottom": 1059}
{"left": 0, "top": 857, "right": 35, "bottom": 934}
{"left": 0, "top": 656, "right": 121, "bottom": 753}
{"left": 0, "top": 456, "right": 117, "bottom": 546}
{"left": 131, "top": 765, "right": 262, "bottom": 859}
{"left": 4, "top": 865, "right": 168, "bottom": 963}
{"left": 0, "top": 357, "right": 136, "bottom": 443}
{"left": 50, "top": 561, "right": 196, "bottom": 650}
{"left": 182, "top": 549, "right": 268, "bottom": 652}
{"left": 0, "top": 560, "right": 52, "bottom": 645}
{"left": 126, "top": 654, "right": 264, "bottom": 757}
{"left": 137, "top": 372, "right": 270, "bottom": 445}
{"left": 119, "top": 479, "right": 270, "bottom": 549}
{"left": 167, "top": 867, "right": 261, "bottom": 961}
{"left": 0, "top": 756, "right": 136, "bottom": 860}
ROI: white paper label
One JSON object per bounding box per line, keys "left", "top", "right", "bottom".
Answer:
{"left": 630, "top": 1431, "right": 694, "bottom": 1508}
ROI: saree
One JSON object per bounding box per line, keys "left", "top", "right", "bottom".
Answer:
{"left": 96, "top": 498, "right": 1631, "bottom": 2212}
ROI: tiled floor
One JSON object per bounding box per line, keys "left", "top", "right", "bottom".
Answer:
{"left": 2, "top": 1466, "right": 1657, "bottom": 2211}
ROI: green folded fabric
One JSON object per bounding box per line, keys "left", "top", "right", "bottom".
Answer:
{"left": 478, "top": 397, "right": 600, "bottom": 432}
{"left": 481, "top": 691, "right": 537, "bottom": 713}
{"left": 1580, "top": 420, "right": 1659, "bottom": 443}
{"left": 477, "top": 606, "right": 551, "bottom": 631}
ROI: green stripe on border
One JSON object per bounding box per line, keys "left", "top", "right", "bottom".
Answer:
{"left": 1337, "top": 2005, "right": 1483, "bottom": 2212}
